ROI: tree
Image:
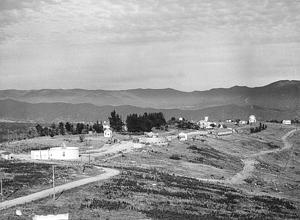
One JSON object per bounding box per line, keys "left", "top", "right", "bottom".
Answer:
{"left": 93, "top": 121, "right": 103, "bottom": 133}
{"left": 109, "top": 110, "right": 124, "bottom": 132}
{"left": 65, "top": 122, "right": 72, "bottom": 133}
{"left": 35, "top": 124, "right": 43, "bottom": 136}
{"left": 58, "top": 122, "right": 65, "bottom": 135}
{"left": 126, "top": 112, "right": 166, "bottom": 132}
{"left": 76, "top": 123, "right": 85, "bottom": 134}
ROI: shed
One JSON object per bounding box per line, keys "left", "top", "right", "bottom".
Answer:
{"left": 178, "top": 132, "right": 188, "bottom": 141}
{"left": 282, "top": 120, "right": 291, "bottom": 125}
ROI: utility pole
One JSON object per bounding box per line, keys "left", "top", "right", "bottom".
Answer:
{"left": 0, "top": 178, "right": 3, "bottom": 201}
{"left": 52, "top": 165, "right": 55, "bottom": 201}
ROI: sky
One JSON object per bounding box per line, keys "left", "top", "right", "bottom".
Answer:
{"left": 0, "top": 0, "right": 299, "bottom": 91}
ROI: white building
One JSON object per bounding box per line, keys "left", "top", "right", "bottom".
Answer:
{"left": 31, "top": 146, "right": 79, "bottom": 160}
{"left": 197, "top": 120, "right": 213, "bottom": 129}
{"left": 104, "top": 128, "right": 112, "bottom": 138}
{"left": 239, "top": 120, "right": 247, "bottom": 125}
{"left": 204, "top": 116, "right": 209, "bottom": 122}
{"left": 178, "top": 132, "right": 188, "bottom": 141}
{"left": 249, "top": 115, "right": 257, "bottom": 123}
{"left": 282, "top": 120, "right": 291, "bottom": 125}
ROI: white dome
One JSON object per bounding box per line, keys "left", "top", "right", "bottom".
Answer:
{"left": 249, "top": 115, "right": 256, "bottom": 119}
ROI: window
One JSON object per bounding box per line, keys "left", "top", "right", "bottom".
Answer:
{"left": 63, "top": 151, "right": 65, "bottom": 157}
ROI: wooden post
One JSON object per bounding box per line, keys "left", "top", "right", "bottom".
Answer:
{"left": 1, "top": 178, "right": 3, "bottom": 201}
{"left": 52, "top": 165, "right": 55, "bottom": 201}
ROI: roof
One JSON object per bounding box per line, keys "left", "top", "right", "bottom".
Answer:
{"left": 1, "top": 151, "right": 12, "bottom": 155}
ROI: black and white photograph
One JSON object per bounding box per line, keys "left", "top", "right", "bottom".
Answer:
{"left": 0, "top": 0, "right": 299, "bottom": 219}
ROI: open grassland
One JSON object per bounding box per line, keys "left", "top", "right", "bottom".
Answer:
{"left": 0, "top": 122, "right": 36, "bottom": 143}
{"left": 1, "top": 166, "right": 299, "bottom": 220}
{"left": 0, "top": 123, "right": 299, "bottom": 219}
{"left": 0, "top": 160, "right": 101, "bottom": 200}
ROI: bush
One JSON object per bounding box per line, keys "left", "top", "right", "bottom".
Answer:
{"left": 169, "top": 154, "right": 181, "bottom": 160}
{"left": 79, "top": 134, "right": 85, "bottom": 142}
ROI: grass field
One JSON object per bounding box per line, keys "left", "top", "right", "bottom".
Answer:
{"left": 0, "top": 123, "right": 299, "bottom": 219}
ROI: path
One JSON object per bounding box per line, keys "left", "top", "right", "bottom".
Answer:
{"left": 226, "top": 128, "right": 298, "bottom": 184}
{"left": 0, "top": 167, "right": 119, "bottom": 210}
{"left": 195, "top": 128, "right": 298, "bottom": 184}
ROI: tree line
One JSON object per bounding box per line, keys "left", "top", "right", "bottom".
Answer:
{"left": 35, "top": 121, "right": 104, "bottom": 137}
{"left": 33, "top": 110, "right": 167, "bottom": 137}
{"left": 126, "top": 112, "right": 167, "bottom": 132}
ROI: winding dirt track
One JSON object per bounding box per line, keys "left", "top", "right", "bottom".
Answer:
{"left": 0, "top": 167, "right": 119, "bottom": 211}
{"left": 197, "top": 128, "right": 298, "bottom": 184}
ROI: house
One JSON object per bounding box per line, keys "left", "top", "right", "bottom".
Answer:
{"left": 226, "top": 119, "right": 232, "bottom": 123}
{"left": 31, "top": 145, "right": 79, "bottom": 160}
{"left": 104, "top": 128, "right": 112, "bottom": 138}
{"left": 0, "top": 151, "right": 13, "bottom": 160}
{"left": 178, "top": 132, "right": 188, "bottom": 141}
{"left": 197, "top": 120, "right": 213, "bottom": 129}
{"left": 249, "top": 115, "right": 257, "bottom": 124}
{"left": 204, "top": 116, "right": 209, "bottom": 122}
{"left": 282, "top": 120, "right": 291, "bottom": 125}
{"left": 239, "top": 120, "right": 247, "bottom": 125}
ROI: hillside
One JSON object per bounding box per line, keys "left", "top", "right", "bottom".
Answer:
{"left": 0, "top": 80, "right": 299, "bottom": 110}
{"left": 0, "top": 99, "right": 297, "bottom": 123}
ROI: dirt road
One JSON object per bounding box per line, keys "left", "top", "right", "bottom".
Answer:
{"left": 0, "top": 167, "right": 119, "bottom": 211}
{"left": 226, "top": 128, "right": 298, "bottom": 184}
{"left": 195, "top": 128, "right": 298, "bottom": 185}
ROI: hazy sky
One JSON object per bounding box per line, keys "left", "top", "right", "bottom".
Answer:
{"left": 0, "top": 0, "right": 299, "bottom": 91}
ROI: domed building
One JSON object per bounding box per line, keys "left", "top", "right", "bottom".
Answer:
{"left": 249, "top": 115, "right": 257, "bottom": 124}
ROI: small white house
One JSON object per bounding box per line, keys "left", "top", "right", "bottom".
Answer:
{"left": 249, "top": 115, "right": 257, "bottom": 123}
{"left": 282, "top": 120, "right": 291, "bottom": 125}
{"left": 178, "top": 132, "right": 188, "bottom": 141}
{"left": 239, "top": 120, "right": 247, "bottom": 125}
{"left": 104, "top": 128, "right": 112, "bottom": 138}
{"left": 204, "top": 116, "right": 209, "bottom": 122}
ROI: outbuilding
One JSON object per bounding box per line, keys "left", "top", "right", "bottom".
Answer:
{"left": 31, "top": 146, "right": 79, "bottom": 160}
{"left": 282, "top": 120, "right": 291, "bottom": 125}
{"left": 178, "top": 132, "right": 188, "bottom": 141}
{"left": 104, "top": 128, "right": 112, "bottom": 138}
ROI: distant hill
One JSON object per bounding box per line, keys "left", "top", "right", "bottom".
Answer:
{"left": 0, "top": 80, "right": 299, "bottom": 110}
{"left": 0, "top": 99, "right": 297, "bottom": 123}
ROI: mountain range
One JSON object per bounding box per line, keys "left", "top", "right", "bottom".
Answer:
{"left": 0, "top": 80, "right": 299, "bottom": 122}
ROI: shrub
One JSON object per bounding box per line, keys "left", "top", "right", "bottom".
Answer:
{"left": 79, "top": 134, "right": 85, "bottom": 142}
{"left": 170, "top": 154, "right": 181, "bottom": 160}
